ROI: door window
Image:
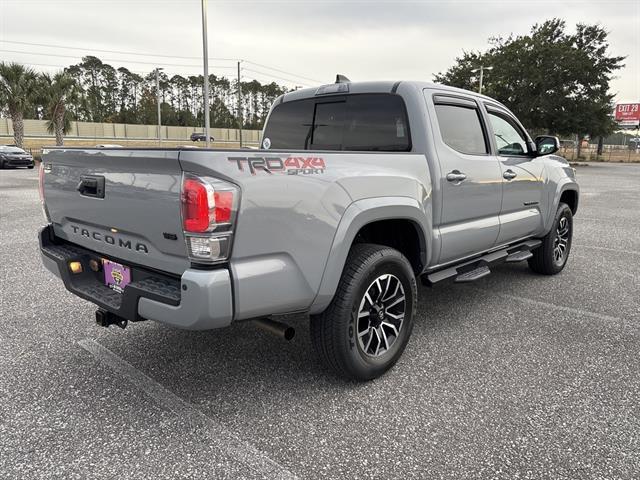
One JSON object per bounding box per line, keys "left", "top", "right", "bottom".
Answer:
{"left": 434, "top": 104, "right": 488, "bottom": 155}
{"left": 487, "top": 112, "right": 528, "bottom": 156}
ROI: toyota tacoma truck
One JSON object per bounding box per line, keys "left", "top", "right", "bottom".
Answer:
{"left": 39, "top": 79, "right": 579, "bottom": 381}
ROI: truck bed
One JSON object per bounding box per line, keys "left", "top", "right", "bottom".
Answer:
{"left": 41, "top": 146, "right": 431, "bottom": 321}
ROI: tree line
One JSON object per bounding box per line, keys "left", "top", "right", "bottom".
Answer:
{"left": 434, "top": 19, "right": 625, "bottom": 157}
{"left": 0, "top": 56, "right": 288, "bottom": 147}
{"left": 1, "top": 19, "right": 626, "bottom": 153}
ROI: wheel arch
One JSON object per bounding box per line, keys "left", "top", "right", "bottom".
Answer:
{"left": 544, "top": 181, "right": 579, "bottom": 233}
{"left": 559, "top": 189, "right": 578, "bottom": 214}
{"left": 309, "top": 197, "right": 431, "bottom": 315}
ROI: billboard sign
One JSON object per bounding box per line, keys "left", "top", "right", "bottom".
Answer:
{"left": 615, "top": 103, "right": 640, "bottom": 127}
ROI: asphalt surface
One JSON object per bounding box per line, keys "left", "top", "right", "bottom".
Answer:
{"left": 1, "top": 163, "right": 639, "bottom": 479}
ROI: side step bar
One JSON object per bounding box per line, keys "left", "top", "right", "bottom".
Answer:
{"left": 454, "top": 265, "right": 491, "bottom": 283}
{"left": 505, "top": 250, "right": 533, "bottom": 263}
{"left": 422, "top": 239, "right": 541, "bottom": 286}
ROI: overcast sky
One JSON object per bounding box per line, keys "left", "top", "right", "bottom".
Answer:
{"left": 0, "top": 0, "right": 638, "bottom": 102}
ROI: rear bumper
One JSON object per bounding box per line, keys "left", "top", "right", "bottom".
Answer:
{"left": 39, "top": 225, "right": 233, "bottom": 330}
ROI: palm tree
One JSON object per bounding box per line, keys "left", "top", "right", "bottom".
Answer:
{"left": 0, "top": 62, "right": 38, "bottom": 148}
{"left": 40, "top": 72, "right": 78, "bottom": 146}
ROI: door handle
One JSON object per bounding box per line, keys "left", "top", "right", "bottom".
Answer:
{"left": 503, "top": 169, "right": 517, "bottom": 180}
{"left": 446, "top": 170, "right": 467, "bottom": 182}
{"left": 77, "top": 175, "right": 105, "bottom": 198}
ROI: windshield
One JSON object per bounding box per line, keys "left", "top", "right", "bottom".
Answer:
{"left": 0, "top": 146, "right": 27, "bottom": 154}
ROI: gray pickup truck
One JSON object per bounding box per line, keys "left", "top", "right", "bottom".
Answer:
{"left": 39, "top": 80, "right": 578, "bottom": 380}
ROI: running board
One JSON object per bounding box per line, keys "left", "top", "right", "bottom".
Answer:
{"left": 423, "top": 239, "right": 541, "bottom": 286}
{"left": 505, "top": 250, "right": 533, "bottom": 263}
{"left": 454, "top": 265, "right": 491, "bottom": 283}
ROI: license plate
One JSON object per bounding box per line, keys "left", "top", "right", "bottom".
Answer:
{"left": 103, "top": 259, "right": 131, "bottom": 293}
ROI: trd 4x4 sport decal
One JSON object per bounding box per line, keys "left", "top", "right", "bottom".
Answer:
{"left": 228, "top": 156, "right": 325, "bottom": 175}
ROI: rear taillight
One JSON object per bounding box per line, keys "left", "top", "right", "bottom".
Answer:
{"left": 38, "top": 162, "right": 51, "bottom": 222}
{"left": 181, "top": 173, "right": 239, "bottom": 263}
{"left": 38, "top": 162, "right": 45, "bottom": 202}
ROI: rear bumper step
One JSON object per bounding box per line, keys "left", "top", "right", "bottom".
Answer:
{"left": 39, "top": 225, "right": 234, "bottom": 330}
{"left": 423, "top": 239, "right": 541, "bottom": 285}
{"left": 40, "top": 226, "right": 181, "bottom": 321}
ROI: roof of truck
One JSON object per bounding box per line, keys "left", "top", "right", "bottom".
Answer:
{"left": 279, "top": 80, "right": 497, "bottom": 104}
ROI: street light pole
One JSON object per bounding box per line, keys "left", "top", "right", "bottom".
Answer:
{"left": 155, "top": 67, "right": 163, "bottom": 146}
{"left": 201, "top": 0, "right": 211, "bottom": 148}
{"left": 237, "top": 60, "right": 243, "bottom": 149}
{"left": 471, "top": 65, "right": 493, "bottom": 94}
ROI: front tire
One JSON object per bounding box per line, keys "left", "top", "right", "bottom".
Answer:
{"left": 528, "top": 202, "right": 573, "bottom": 275}
{"left": 310, "top": 244, "right": 417, "bottom": 381}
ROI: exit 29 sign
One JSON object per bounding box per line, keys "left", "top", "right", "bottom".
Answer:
{"left": 615, "top": 103, "right": 640, "bottom": 126}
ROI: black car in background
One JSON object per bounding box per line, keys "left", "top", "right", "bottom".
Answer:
{"left": 0, "top": 146, "right": 34, "bottom": 169}
{"left": 190, "top": 133, "right": 215, "bottom": 142}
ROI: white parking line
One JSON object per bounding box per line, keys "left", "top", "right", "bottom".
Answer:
{"left": 78, "top": 338, "right": 297, "bottom": 480}
{"left": 470, "top": 289, "right": 630, "bottom": 325}
{"left": 573, "top": 244, "right": 640, "bottom": 257}
{"left": 572, "top": 253, "right": 638, "bottom": 280}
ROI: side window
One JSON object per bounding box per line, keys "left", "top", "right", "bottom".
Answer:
{"left": 487, "top": 111, "right": 528, "bottom": 156}
{"left": 311, "top": 101, "right": 346, "bottom": 150}
{"left": 434, "top": 104, "right": 488, "bottom": 155}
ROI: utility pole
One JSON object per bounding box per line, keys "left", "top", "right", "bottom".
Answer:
{"left": 155, "top": 67, "right": 163, "bottom": 145}
{"left": 201, "top": 0, "right": 211, "bottom": 148}
{"left": 237, "top": 60, "right": 243, "bottom": 149}
{"left": 471, "top": 65, "right": 493, "bottom": 94}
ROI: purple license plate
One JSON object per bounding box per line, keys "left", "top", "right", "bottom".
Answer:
{"left": 103, "top": 259, "right": 131, "bottom": 293}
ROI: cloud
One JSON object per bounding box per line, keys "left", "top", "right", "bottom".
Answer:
{"left": 0, "top": 0, "right": 637, "bottom": 99}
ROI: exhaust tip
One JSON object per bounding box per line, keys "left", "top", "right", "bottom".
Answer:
{"left": 283, "top": 326, "right": 295, "bottom": 341}
{"left": 253, "top": 318, "right": 295, "bottom": 341}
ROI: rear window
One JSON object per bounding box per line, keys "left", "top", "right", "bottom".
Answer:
{"left": 261, "top": 99, "right": 314, "bottom": 149}
{"left": 263, "top": 94, "right": 411, "bottom": 151}
{"left": 312, "top": 101, "right": 346, "bottom": 150}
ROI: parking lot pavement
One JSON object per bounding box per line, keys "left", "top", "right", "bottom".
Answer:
{"left": 1, "top": 163, "right": 639, "bottom": 479}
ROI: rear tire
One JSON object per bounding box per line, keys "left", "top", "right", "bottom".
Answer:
{"left": 528, "top": 202, "right": 573, "bottom": 275}
{"left": 310, "top": 243, "right": 417, "bottom": 381}
{"left": 27, "top": 165, "right": 34, "bottom": 169}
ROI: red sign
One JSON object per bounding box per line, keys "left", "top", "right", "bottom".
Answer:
{"left": 615, "top": 103, "right": 640, "bottom": 125}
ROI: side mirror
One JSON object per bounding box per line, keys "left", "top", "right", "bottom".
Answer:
{"left": 535, "top": 135, "right": 560, "bottom": 156}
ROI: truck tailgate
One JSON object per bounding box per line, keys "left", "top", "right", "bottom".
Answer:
{"left": 43, "top": 149, "right": 189, "bottom": 275}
